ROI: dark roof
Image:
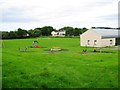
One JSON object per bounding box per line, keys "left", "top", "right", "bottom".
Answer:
{"left": 92, "top": 29, "right": 120, "bottom": 38}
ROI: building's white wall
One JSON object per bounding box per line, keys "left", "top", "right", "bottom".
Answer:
{"left": 80, "top": 30, "right": 116, "bottom": 47}
{"left": 59, "top": 31, "right": 65, "bottom": 36}
{"left": 51, "top": 31, "right": 58, "bottom": 36}
{"left": 80, "top": 30, "right": 102, "bottom": 47}
{"left": 101, "top": 38, "right": 115, "bottom": 47}
{"left": 51, "top": 31, "right": 65, "bottom": 37}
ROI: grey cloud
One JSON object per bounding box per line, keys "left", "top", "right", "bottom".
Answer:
{"left": 99, "top": 14, "right": 118, "bottom": 20}
{"left": 2, "top": 7, "right": 39, "bottom": 22}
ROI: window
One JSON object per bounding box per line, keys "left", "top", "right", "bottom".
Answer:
{"left": 110, "top": 40, "right": 113, "bottom": 45}
{"left": 94, "top": 40, "right": 97, "bottom": 42}
{"left": 94, "top": 40, "right": 97, "bottom": 45}
{"left": 87, "top": 40, "right": 90, "bottom": 45}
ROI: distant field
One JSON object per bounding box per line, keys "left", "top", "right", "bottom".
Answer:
{"left": 2, "top": 37, "right": 118, "bottom": 88}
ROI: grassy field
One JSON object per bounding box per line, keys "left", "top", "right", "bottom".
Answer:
{"left": 2, "top": 37, "right": 118, "bottom": 88}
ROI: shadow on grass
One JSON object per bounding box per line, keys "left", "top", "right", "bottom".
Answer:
{"left": 18, "top": 51, "right": 36, "bottom": 53}
{"left": 76, "top": 51, "right": 116, "bottom": 54}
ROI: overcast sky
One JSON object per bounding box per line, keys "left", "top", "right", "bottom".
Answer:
{"left": 0, "top": 0, "right": 119, "bottom": 31}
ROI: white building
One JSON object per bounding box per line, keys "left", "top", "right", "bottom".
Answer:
{"left": 80, "top": 29, "right": 119, "bottom": 47}
{"left": 51, "top": 30, "right": 65, "bottom": 37}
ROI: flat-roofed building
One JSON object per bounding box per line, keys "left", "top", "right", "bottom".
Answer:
{"left": 80, "top": 29, "right": 120, "bottom": 47}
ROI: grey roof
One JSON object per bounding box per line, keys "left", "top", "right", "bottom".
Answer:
{"left": 92, "top": 29, "right": 120, "bottom": 38}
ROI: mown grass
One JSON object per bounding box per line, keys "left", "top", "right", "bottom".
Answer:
{"left": 2, "top": 38, "right": 118, "bottom": 88}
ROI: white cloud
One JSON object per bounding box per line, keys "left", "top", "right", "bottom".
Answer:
{"left": 0, "top": 0, "right": 119, "bottom": 31}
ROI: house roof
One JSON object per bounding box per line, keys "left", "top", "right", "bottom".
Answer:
{"left": 92, "top": 29, "right": 120, "bottom": 38}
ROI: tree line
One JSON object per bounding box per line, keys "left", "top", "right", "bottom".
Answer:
{"left": 1, "top": 26, "right": 88, "bottom": 39}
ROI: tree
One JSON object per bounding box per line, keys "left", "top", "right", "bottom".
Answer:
{"left": 0, "top": 31, "right": 2, "bottom": 39}
{"left": 17, "top": 28, "right": 28, "bottom": 38}
{"left": 60, "top": 26, "right": 74, "bottom": 36}
{"left": 74, "top": 28, "right": 81, "bottom": 36}
{"left": 82, "top": 27, "right": 88, "bottom": 33}
{"left": 59, "top": 27, "right": 88, "bottom": 36}
{"left": 28, "top": 29, "right": 34, "bottom": 37}
{"left": 41, "top": 26, "right": 54, "bottom": 36}
{"left": 1, "top": 26, "right": 88, "bottom": 39}
{"left": 9, "top": 31, "right": 17, "bottom": 38}
{"left": 28, "top": 29, "right": 41, "bottom": 37}
{"left": 33, "top": 28, "right": 41, "bottom": 37}
{"left": 2, "top": 31, "right": 9, "bottom": 39}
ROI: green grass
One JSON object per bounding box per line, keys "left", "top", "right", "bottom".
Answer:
{"left": 2, "top": 38, "right": 118, "bottom": 88}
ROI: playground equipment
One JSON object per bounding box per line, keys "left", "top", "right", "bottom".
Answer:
{"left": 19, "top": 40, "right": 41, "bottom": 51}
{"left": 30, "top": 40, "right": 41, "bottom": 48}
{"left": 44, "top": 47, "right": 68, "bottom": 54}
{"left": 18, "top": 47, "right": 28, "bottom": 52}
{"left": 50, "top": 47, "right": 61, "bottom": 51}
{"left": 82, "top": 45, "right": 103, "bottom": 53}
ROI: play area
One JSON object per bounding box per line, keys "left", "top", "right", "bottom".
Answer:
{"left": 2, "top": 38, "right": 118, "bottom": 88}
{"left": 16, "top": 38, "right": 118, "bottom": 54}
{"left": 18, "top": 40, "right": 41, "bottom": 52}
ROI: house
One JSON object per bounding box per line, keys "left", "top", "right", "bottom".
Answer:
{"left": 80, "top": 28, "right": 120, "bottom": 47}
{"left": 51, "top": 30, "right": 65, "bottom": 37}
